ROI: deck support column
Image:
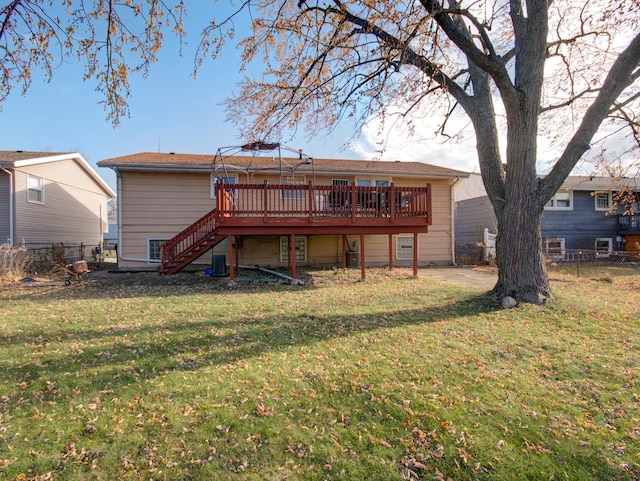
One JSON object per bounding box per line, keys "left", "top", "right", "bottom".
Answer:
{"left": 388, "top": 234, "right": 394, "bottom": 270}
{"left": 413, "top": 232, "right": 418, "bottom": 276}
{"left": 235, "top": 236, "right": 240, "bottom": 269}
{"left": 289, "top": 234, "right": 297, "bottom": 280}
{"left": 228, "top": 235, "right": 234, "bottom": 281}
{"left": 360, "top": 233, "right": 365, "bottom": 280}
{"left": 341, "top": 235, "right": 347, "bottom": 269}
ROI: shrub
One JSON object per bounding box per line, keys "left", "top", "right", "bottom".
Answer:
{"left": 0, "top": 243, "right": 30, "bottom": 282}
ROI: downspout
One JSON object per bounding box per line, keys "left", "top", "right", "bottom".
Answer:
{"left": 450, "top": 177, "right": 462, "bottom": 266}
{"left": 113, "top": 167, "right": 150, "bottom": 263}
{"left": 0, "top": 166, "right": 14, "bottom": 246}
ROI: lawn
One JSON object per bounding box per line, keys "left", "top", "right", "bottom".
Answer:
{"left": 0, "top": 268, "right": 638, "bottom": 480}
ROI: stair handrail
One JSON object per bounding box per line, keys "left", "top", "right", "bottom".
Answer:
{"left": 160, "top": 207, "right": 219, "bottom": 272}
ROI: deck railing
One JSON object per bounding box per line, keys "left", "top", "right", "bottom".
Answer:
{"left": 618, "top": 214, "right": 640, "bottom": 232}
{"left": 215, "top": 180, "right": 432, "bottom": 222}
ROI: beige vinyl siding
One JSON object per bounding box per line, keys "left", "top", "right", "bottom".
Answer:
{"left": 0, "top": 172, "right": 10, "bottom": 243}
{"left": 118, "top": 171, "right": 456, "bottom": 269}
{"left": 119, "top": 172, "right": 215, "bottom": 266}
{"left": 14, "top": 160, "right": 111, "bottom": 247}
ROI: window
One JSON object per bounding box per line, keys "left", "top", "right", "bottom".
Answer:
{"left": 148, "top": 238, "right": 169, "bottom": 263}
{"left": 396, "top": 235, "right": 415, "bottom": 260}
{"left": 211, "top": 175, "right": 237, "bottom": 198}
{"left": 594, "top": 192, "right": 611, "bottom": 211}
{"left": 27, "top": 174, "right": 44, "bottom": 204}
{"left": 282, "top": 176, "right": 306, "bottom": 200}
{"left": 544, "top": 238, "right": 565, "bottom": 260}
{"left": 545, "top": 190, "right": 572, "bottom": 210}
{"left": 595, "top": 238, "right": 612, "bottom": 258}
{"left": 332, "top": 179, "right": 350, "bottom": 186}
{"left": 280, "top": 236, "right": 307, "bottom": 263}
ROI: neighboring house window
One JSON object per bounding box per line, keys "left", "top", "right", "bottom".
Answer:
{"left": 544, "top": 238, "right": 565, "bottom": 260}
{"left": 282, "top": 176, "right": 306, "bottom": 200}
{"left": 148, "top": 238, "right": 169, "bottom": 263}
{"left": 211, "top": 175, "right": 237, "bottom": 198}
{"left": 396, "top": 235, "right": 415, "bottom": 260}
{"left": 595, "top": 238, "right": 612, "bottom": 258}
{"left": 594, "top": 192, "right": 611, "bottom": 211}
{"left": 27, "top": 174, "right": 44, "bottom": 204}
{"left": 279, "top": 236, "right": 307, "bottom": 262}
{"left": 545, "top": 190, "right": 572, "bottom": 210}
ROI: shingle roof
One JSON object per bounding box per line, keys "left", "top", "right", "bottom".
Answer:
{"left": 97, "top": 152, "right": 469, "bottom": 178}
{"left": 0, "top": 150, "right": 116, "bottom": 197}
{"left": 560, "top": 175, "right": 640, "bottom": 191}
{"left": 0, "top": 150, "right": 73, "bottom": 163}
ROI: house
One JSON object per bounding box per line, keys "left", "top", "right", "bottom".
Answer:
{"left": 455, "top": 173, "right": 640, "bottom": 260}
{"left": 0, "top": 150, "right": 116, "bottom": 249}
{"left": 97, "top": 148, "right": 468, "bottom": 276}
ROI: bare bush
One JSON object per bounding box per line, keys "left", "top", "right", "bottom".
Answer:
{"left": 0, "top": 244, "right": 30, "bottom": 282}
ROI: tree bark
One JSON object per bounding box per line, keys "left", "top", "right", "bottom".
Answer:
{"left": 492, "top": 193, "right": 550, "bottom": 305}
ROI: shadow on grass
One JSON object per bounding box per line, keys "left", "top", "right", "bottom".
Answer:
{"left": 1, "top": 288, "right": 496, "bottom": 394}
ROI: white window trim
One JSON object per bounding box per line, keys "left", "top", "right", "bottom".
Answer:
{"left": 544, "top": 238, "right": 565, "bottom": 260}
{"left": 281, "top": 175, "right": 307, "bottom": 200}
{"left": 595, "top": 238, "right": 612, "bottom": 258}
{"left": 27, "top": 174, "right": 45, "bottom": 204}
{"left": 594, "top": 192, "right": 612, "bottom": 211}
{"left": 147, "top": 238, "right": 169, "bottom": 263}
{"left": 355, "top": 177, "right": 392, "bottom": 187}
{"left": 279, "top": 236, "right": 307, "bottom": 263}
{"left": 395, "top": 235, "right": 415, "bottom": 260}
{"left": 544, "top": 190, "right": 573, "bottom": 211}
{"left": 210, "top": 174, "right": 237, "bottom": 199}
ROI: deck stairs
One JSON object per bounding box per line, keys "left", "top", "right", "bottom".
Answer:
{"left": 159, "top": 208, "right": 226, "bottom": 275}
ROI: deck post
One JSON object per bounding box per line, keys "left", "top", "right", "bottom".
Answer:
{"left": 351, "top": 184, "right": 357, "bottom": 222}
{"left": 413, "top": 232, "right": 418, "bottom": 276}
{"left": 342, "top": 235, "right": 347, "bottom": 269}
{"left": 360, "top": 233, "right": 365, "bottom": 280}
{"left": 263, "top": 183, "right": 268, "bottom": 223}
{"left": 390, "top": 183, "right": 396, "bottom": 222}
{"left": 308, "top": 181, "right": 314, "bottom": 222}
{"left": 289, "top": 234, "right": 297, "bottom": 280}
{"left": 388, "top": 234, "right": 394, "bottom": 270}
{"left": 228, "top": 235, "right": 234, "bottom": 281}
{"left": 235, "top": 236, "right": 240, "bottom": 269}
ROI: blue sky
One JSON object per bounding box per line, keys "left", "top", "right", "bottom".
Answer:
{"left": 0, "top": 3, "right": 481, "bottom": 191}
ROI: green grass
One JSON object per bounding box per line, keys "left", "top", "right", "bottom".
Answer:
{"left": 1, "top": 268, "right": 638, "bottom": 480}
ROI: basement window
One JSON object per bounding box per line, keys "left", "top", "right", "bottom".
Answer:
{"left": 148, "top": 238, "right": 169, "bottom": 263}
{"left": 396, "top": 235, "right": 415, "bottom": 260}
{"left": 279, "top": 236, "right": 307, "bottom": 263}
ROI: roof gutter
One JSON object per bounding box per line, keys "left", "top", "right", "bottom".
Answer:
{"left": 0, "top": 166, "right": 14, "bottom": 245}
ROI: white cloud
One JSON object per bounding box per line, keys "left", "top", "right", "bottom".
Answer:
{"left": 349, "top": 113, "right": 480, "bottom": 173}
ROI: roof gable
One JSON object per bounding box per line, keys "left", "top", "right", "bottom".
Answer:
{"left": 1, "top": 150, "right": 116, "bottom": 197}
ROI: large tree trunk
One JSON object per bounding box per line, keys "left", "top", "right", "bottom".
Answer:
{"left": 492, "top": 195, "right": 551, "bottom": 305}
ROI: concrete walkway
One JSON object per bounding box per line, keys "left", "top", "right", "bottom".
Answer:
{"left": 418, "top": 266, "right": 497, "bottom": 288}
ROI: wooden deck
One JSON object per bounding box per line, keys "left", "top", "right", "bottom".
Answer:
{"left": 215, "top": 181, "right": 432, "bottom": 234}
{"left": 160, "top": 181, "right": 432, "bottom": 277}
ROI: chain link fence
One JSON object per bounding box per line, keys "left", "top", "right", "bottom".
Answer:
{"left": 544, "top": 249, "right": 640, "bottom": 277}
{"left": 23, "top": 242, "right": 117, "bottom": 273}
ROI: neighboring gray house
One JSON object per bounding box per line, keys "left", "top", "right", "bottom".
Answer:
{"left": 455, "top": 173, "right": 640, "bottom": 259}
{"left": 1, "top": 150, "right": 116, "bottom": 248}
